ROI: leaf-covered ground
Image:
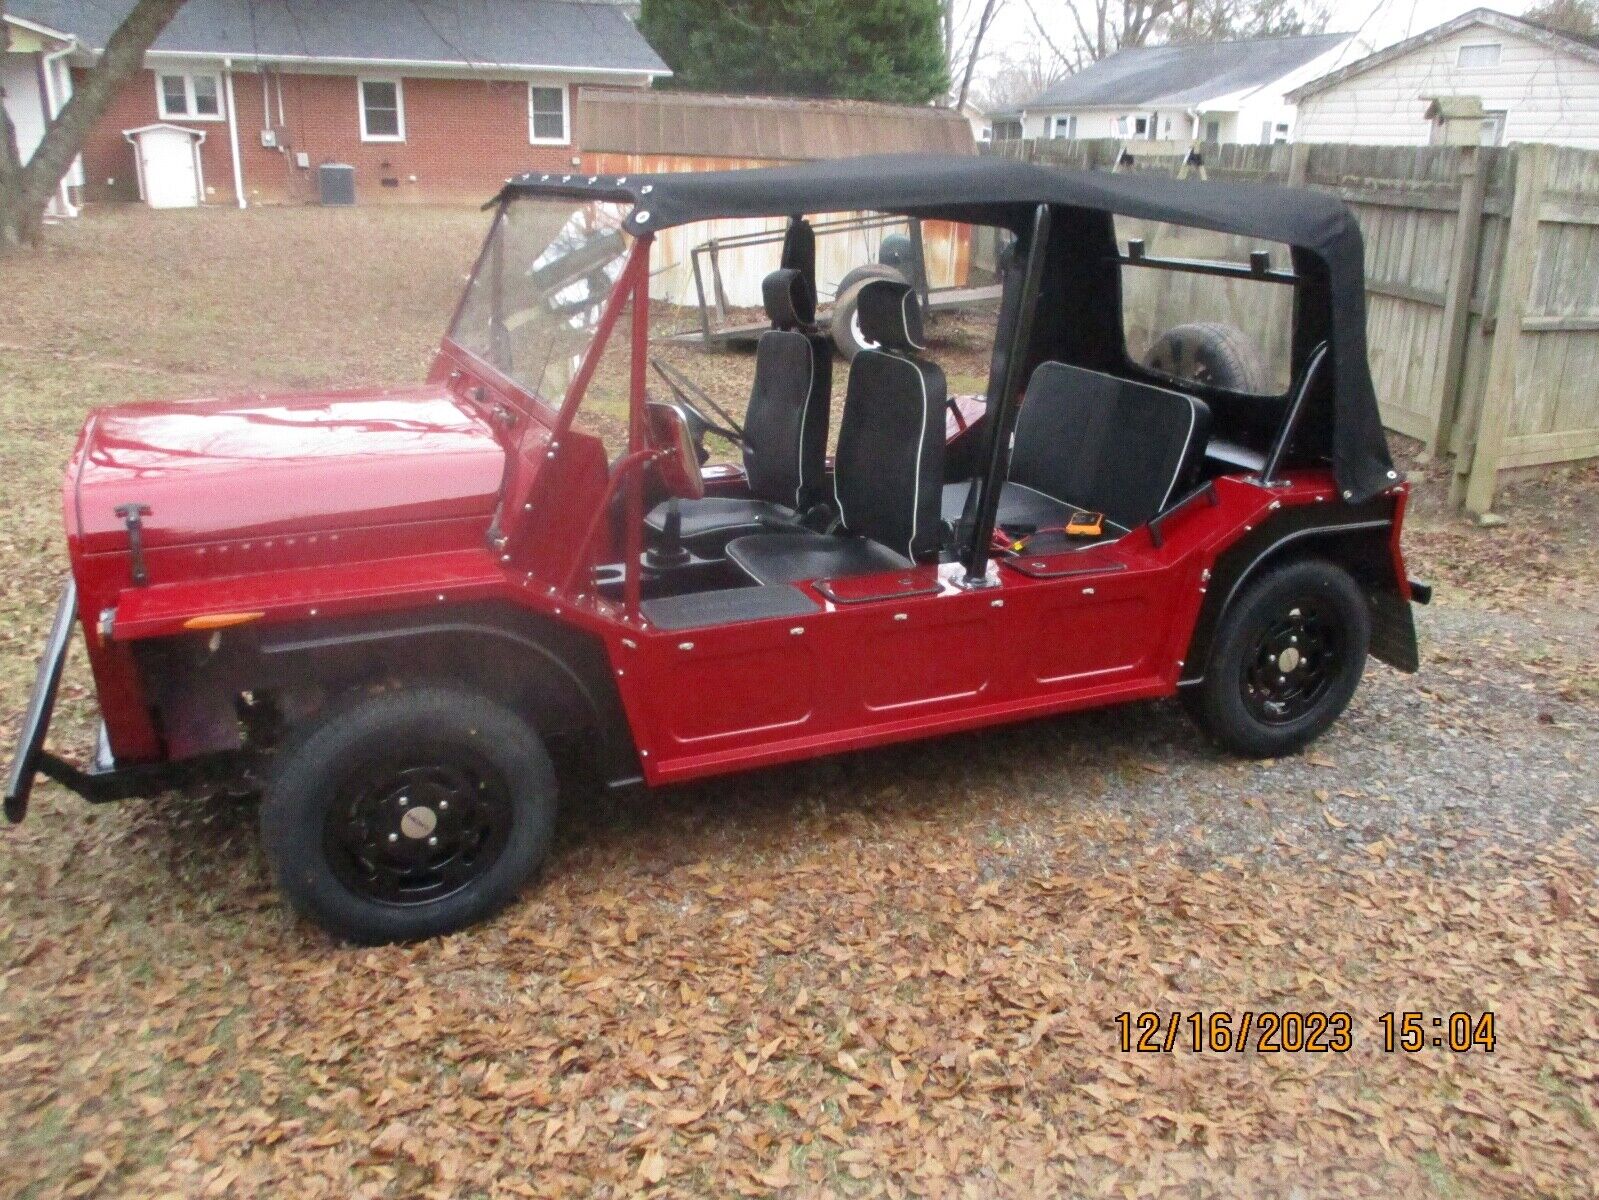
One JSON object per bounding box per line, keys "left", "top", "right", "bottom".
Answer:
{"left": 1, "top": 208, "right": 1596, "bottom": 1199}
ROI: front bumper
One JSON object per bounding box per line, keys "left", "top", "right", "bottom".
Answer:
{"left": 4, "top": 581, "right": 78, "bottom": 822}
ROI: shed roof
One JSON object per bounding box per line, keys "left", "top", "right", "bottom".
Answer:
{"left": 1005, "top": 32, "right": 1348, "bottom": 114}
{"left": 577, "top": 89, "right": 975, "bottom": 161}
{"left": 7, "top": 0, "right": 669, "bottom": 75}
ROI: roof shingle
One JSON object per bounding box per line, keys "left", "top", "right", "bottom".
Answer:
{"left": 7, "top": 0, "right": 669, "bottom": 74}
{"left": 1010, "top": 33, "right": 1347, "bottom": 112}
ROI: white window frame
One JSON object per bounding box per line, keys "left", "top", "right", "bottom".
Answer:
{"left": 1457, "top": 42, "right": 1502, "bottom": 69}
{"left": 358, "top": 76, "right": 406, "bottom": 143}
{"left": 155, "top": 71, "right": 224, "bottom": 122}
{"left": 528, "top": 84, "right": 570, "bottom": 145}
{"left": 1481, "top": 109, "right": 1508, "bottom": 146}
{"left": 1051, "top": 114, "right": 1076, "bottom": 140}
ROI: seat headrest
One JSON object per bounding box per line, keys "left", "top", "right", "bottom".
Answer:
{"left": 762, "top": 268, "right": 815, "bottom": 330}
{"left": 856, "top": 279, "right": 925, "bottom": 353}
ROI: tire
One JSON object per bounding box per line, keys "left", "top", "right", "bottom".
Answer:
{"left": 1184, "top": 558, "right": 1370, "bottom": 758}
{"left": 1144, "top": 322, "right": 1270, "bottom": 394}
{"left": 830, "top": 265, "right": 907, "bottom": 360}
{"left": 261, "top": 686, "right": 557, "bottom": 944}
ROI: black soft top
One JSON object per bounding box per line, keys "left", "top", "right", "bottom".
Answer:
{"left": 498, "top": 153, "right": 1396, "bottom": 502}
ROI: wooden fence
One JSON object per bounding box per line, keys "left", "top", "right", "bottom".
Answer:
{"left": 988, "top": 137, "right": 1599, "bottom": 515}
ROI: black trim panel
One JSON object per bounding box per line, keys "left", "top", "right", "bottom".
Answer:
{"left": 640, "top": 585, "right": 820, "bottom": 630}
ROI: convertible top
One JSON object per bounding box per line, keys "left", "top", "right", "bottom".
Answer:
{"left": 497, "top": 154, "right": 1396, "bottom": 503}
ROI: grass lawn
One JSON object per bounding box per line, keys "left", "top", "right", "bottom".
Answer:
{"left": 1, "top": 205, "right": 1596, "bottom": 1200}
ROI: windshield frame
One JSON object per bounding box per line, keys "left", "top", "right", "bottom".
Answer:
{"left": 441, "top": 195, "right": 637, "bottom": 427}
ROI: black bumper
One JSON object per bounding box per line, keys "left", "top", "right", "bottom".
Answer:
{"left": 4, "top": 581, "right": 78, "bottom": 823}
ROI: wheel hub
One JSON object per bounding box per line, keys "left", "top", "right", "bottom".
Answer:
{"left": 324, "top": 756, "right": 512, "bottom": 906}
{"left": 1240, "top": 598, "right": 1341, "bottom": 725}
{"left": 399, "top": 804, "right": 438, "bottom": 839}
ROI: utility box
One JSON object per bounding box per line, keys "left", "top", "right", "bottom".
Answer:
{"left": 318, "top": 163, "right": 356, "bottom": 206}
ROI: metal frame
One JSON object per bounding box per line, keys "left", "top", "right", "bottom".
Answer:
{"left": 960, "top": 203, "right": 1053, "bottom": 586}
{"left": 1259, "top": 341, "right": 1330, "bottom": 487}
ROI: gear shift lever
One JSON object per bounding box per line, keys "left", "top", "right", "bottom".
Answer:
{"left": 644, "top": 499, "right": 692, "bottom": 569}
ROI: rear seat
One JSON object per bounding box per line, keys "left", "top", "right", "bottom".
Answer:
{"left": 941, "top": 362, "right": 1211, "bottom": 541}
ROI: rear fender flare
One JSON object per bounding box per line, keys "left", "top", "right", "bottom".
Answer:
{"left": 1182, "top": 500, "right": 1415, "bottom": 681}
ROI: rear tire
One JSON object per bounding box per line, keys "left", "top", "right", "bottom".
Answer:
{"left": 261, "top": 687, "right": 557, "bottom": 944}
{"left": 1185, "top": 558, "right": 1369, "bottom": 758}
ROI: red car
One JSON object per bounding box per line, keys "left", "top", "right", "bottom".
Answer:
{"left": 6, "top": 155, "right": 1427, "bottom": 943}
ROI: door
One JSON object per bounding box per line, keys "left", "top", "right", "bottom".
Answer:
{"left": 139, "top": 131, "right": 201, "bottom": 209}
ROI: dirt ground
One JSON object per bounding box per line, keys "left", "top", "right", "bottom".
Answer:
{"left": 1, "top": 207, "right": 1595, "bottom": 1200}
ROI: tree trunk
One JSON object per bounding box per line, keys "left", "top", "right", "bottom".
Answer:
{"left": 956, "top": 0, "right": 1002, "bottom": 110}
{"left": 0, "top": 0, "right": 191, "bottom": 250}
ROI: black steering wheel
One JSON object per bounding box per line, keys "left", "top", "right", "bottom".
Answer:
{"left": 649, "top": 358, "right": 744, "bottom": 453}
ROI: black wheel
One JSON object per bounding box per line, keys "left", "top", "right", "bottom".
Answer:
{"left": 261, "top": 687, "right": 557, "bottom": 944}
{"left": 1185, "top": 558, "right": 1370, "bottom": 757}
{"left": 1144, "top": 322, "right": 1270, "bottom": 395}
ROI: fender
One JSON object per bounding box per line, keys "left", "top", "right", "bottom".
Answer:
{"left": 1182, "top": 494, "right": 1417, "bottom": 682}
{"left": 136, "top": 602, "right": 642, "bottom": 786}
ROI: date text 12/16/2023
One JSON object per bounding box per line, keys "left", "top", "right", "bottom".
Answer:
{"left": 1115, "top": 1011, "right": 1497, "bottom": 1054}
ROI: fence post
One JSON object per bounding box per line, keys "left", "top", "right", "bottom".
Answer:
{"left": 1425, "top": 144, "right": 1489, "bottom": 461}
{"left": 1460, "top": 144, "right": 1546, "bottom": 519}
{"left": 1287, "top": 141, "right": 1311, "bottom": 188}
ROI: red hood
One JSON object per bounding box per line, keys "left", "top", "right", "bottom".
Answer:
{"left": 72, "top": 385, "right": 506, "bottom": 554}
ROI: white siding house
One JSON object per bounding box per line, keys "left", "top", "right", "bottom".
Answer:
{"left": 994, "top": 33, "right": 1358, "bottom": 146}
{"left": 1, "top": 11, "right": 81, "bottom": 216}
{"left": 1289, "top": 8, "right": 1599, "bottom": 148}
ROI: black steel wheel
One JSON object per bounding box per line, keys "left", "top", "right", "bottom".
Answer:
{"left": 1185, "top": 558, "right": 1369, "bottom": 757}
{"left": 262, "top": 687, "right": 557, "bottom": 943}
{"left": 322, "top": 753, "right": 514, "bottom": 907}
{"left": 1144, "top": 322, "right": 1271, "bottom": 395}
{"left": 1239, "top": 598, "right": 1341, "bottom": 725}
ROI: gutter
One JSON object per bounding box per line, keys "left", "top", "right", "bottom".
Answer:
{"left": 223, "top": 57, "right": 246, "bottom": 209}
{"left": 79, "top": 46, "right": 671, "bottom": 77}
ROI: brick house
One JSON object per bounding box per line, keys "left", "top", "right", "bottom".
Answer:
{"left": 5, "top": 0, "right": 668, "bottom": 207}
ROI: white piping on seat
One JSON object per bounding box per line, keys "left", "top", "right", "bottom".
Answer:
{"left": 1156, "top": 395, "right": 1202, "bottom": 512}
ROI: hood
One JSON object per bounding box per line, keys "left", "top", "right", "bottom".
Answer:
{"left": 72, "top": 385, "right": 507, "bottom": 555}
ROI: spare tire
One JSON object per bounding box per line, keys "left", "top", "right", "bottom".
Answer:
{"left": 830, "top": 279, "right": 884, "bottom": 360}
{"left": 1144, "top": 322, "right": 1270, "bottom": 394}
{"left": 833, "top": 262, "right": 906, "bottom": 303}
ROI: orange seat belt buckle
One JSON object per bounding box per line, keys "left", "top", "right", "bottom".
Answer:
{"left": 1065, "top": 510, "right": 1104, "bottom": 538}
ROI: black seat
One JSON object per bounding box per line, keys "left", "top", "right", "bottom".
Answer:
{"left": 645, "top": 268, "right": 830, "bottom": 551}
{"left": 726, "top": 280, "right": 945, "bottom": 587}
{"left": 942, "top": 362, "right": 1210, "bottom": 542}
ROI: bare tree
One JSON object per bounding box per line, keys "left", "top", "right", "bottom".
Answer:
{"left": 0, "top": 0, "right": 190, "bottom": 250}
{"left": 973, "top": 39, "right": 1072, "bottom": 111}
{"left": 951, "top": 0, "right": 1005, "bottom": 109}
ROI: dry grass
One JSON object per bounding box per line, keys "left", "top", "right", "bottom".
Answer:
{"left": 1, "top": 207, "right": 1596, "bottom": 1200}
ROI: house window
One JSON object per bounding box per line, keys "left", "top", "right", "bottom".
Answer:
{"left": 1051, "top": 114, "right": 1076, "bottom": 140}
{"left": 1481, "top": 109, "right": 1507, "bottom": 146}
{"left": 1457, "top": 43, "right": 1502, "bottom": 68}
{"left": 156, "top": 71, "right": 223, "bottom": 120}
{"left": 1133, "top": 115, "right": 1149, "bottom": 136}
{"left": 359, "top": 78, "right": 405, "bottom": 142}
{"left": 528, "top": 85, "right": 569, "bottom": 144}
{"left": 1203, "top": 118, "right": 1221, "bottom": 142}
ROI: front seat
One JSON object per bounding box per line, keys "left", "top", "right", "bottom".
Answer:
{"left": 941, "top": 362, "right": 1211, "bottom": 543}
{"left": 644, "top": 268, "right": 830, "bottom": 553}
{"left": 725, "top": 280, "right": 945, "bottom": 586}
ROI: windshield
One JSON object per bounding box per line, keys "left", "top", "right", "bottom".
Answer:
{"left": 449, "top": 197, "right": 633, "bottom": 410}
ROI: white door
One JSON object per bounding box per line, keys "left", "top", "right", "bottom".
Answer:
{"left": 138, "top": 130, "right": 201, "bottom": 209}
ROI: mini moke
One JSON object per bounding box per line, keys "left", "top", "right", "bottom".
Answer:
{"left": 6, "top": 155, "right": 1428, "bottom": 942}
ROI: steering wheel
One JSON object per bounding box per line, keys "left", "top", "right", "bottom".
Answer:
{"left": 649, "top": 358, "right": 744, "bottom": 452}
{"left": 644, "top": 402, "right": 706, "bottom": 500}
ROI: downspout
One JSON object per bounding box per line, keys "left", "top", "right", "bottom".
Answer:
{"left": 40, "top": 39, "right": 79, "bottom": 217}
{"left": 223, "top": 57, "right": 246, "bottom": 208}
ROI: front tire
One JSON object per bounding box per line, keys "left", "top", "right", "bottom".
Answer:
{"left": 261, "top": 687, "right": 557, "bottom": 944}
{"left": 1185, "top": 558, "right": 1370, "bottom": 757}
